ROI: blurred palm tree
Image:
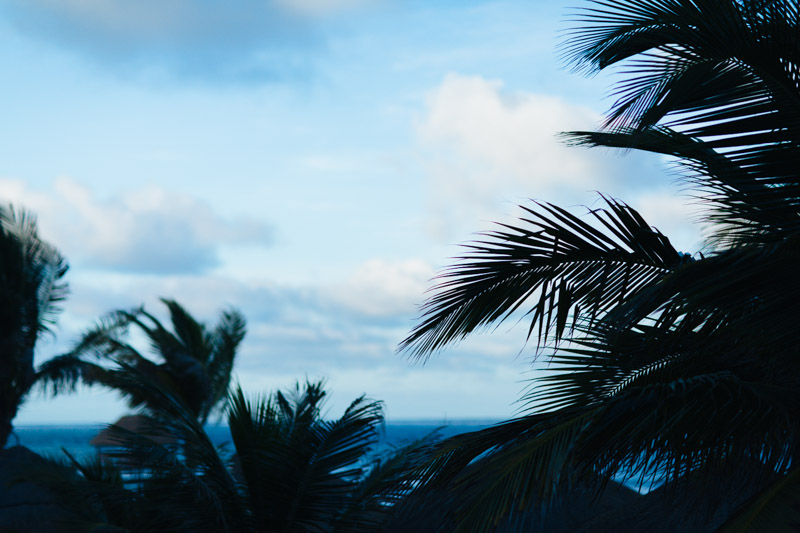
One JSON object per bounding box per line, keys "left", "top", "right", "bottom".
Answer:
{"left": 0, "top": 205, "right": 68, "bottom": 448}
{"left": 400, "top": 0, "right": 800, "bottom": 530}
{"left": 225, "top": 381, "right": 426, "bottom": 532}
{"left": 37, "top": 298, "right": 245, "bottom": 424}
{"left": 42, "top": 376, "right": 429, "bottom": 533}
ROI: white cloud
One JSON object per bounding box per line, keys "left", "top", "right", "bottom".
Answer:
{"left": 14, "top": 237, "right": 545, "bottom": 424}
{"left": 417, "top": 73, "right": 677, "bottom": 242}
{"left": 0, "top": 0, "right": 331, "bottom": 82}
{"left": 419, "top": 73, "right": 602, "bottom": 189}
{"left": 633, "top": 190, "right": 704, "bottom": 253}
{"left": 324, "top": 258, "right": 434, "bottom": 318}
{"left": 0, "top": 177, "right": 273, "bottom": 274}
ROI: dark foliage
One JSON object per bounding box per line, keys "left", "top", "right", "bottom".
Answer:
{"left": 38, "top": 373, "right": 432, "bottom": 532}
{"left": 37, "top": 299, "right": 246, "bottom": 424}
{"left": 400, "top": 1, "right": 800, "bottom": 530}
{"left": 0, "top": 205, "right": 68, "bottom": 448}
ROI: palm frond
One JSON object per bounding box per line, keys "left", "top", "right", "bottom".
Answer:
{"left": 205, "top": 309, "right": 246, "bottom": 420}
{"left": 40, "top": 299, "right": 245, "bottom": 424}
{"left": 99, "top": 369, "right": 247, "bottom": 531}
{"left": 398, "top": 1, "right": 800, "bottom": 529}
{"left": 334, "top": 434, "right": 441, "bottom": 532}
{"left": 562, "top": 0, "right": 800, "bottom": 250}
{"left": 399, "top": 197, "right": 684, "bottom": 359}
{"left": 406, "top": 362, "right": 796, "bottom": 532}
{"left": 0, "top": 203, "right": 68, "bottom": 446}
{"left": 226, "top": 386, "right": 283, "bottom": 528}
{"left": 131, "top": 309, "right": 184, "bottom": 364}
{"left": 35, "top": 355, "right": 109, "bottom": 396}
{"left": 0, "top": 205, "right": 69, "bottom": 336}
{"left": 161, "top": 298, "right": 212, "bottom": 363}
{"left": 720, "top": 466, "right": 800, "bottom": 532}
{"left": 562, "top": 0, "right": 800, "bottom": 135}
{"left": 227, "top": 381, "right": 391, "bottom": 532}
{"left": 389, "top": 413, "right": 594, "bottom": 532}
{"left": 67, "top": 309, "right": 140, "bottom": 360}
{"left": 598, "top": 236, "right": 800, "bottom": 351}
{"left": 565, "top": 127, "right": 800, "bottom": 245}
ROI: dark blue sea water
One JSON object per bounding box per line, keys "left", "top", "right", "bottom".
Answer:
{"left": 11, "top": 421, "right": 494, "bottom": 462}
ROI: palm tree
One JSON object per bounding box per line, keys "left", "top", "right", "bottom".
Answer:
{"left": 37, "top": 298, "right": 246, "bottom": 424}
{"left": 400, "top": 0, "right": 800, "bottom": 530}
{"left": 0, "top": 205, "right": 68, "bottom": 448}
{"left": 43, "top": 375, "right": 429, "bottom": 532}
{"left": 225, "top": 381, "right": 426, "bottom": 532}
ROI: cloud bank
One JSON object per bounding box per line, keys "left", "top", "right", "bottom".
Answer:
{"left": 0, "top": 0, "right": 375, "bottom": 82}
{"left": 0, "top": 177, "right": 273, "bottom": 274}
{"left": 417, "top": 74, "right": 701, "bottom": 249}
{"left": 23, "top": 261, "right": 531, "bottom": 423}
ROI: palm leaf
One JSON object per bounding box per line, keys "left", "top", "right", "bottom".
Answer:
{"left": 399, "top": 197, "right": 684, "bottom": 359}
{"left": 0, "top": 204, "right": 68, "bottom": 446}
{"left": 160, "top": 298, "right": 213, "bottom": 363}
{"left": 38, "top": 299, "right": 245, "bottom": 424}
{"left": 562, "top": 0, "right": 800, "bottom": 250}
{"left": 0, "top": 205, "right": 69, "bottom": 335}
{"left": 565, "top": 127, "right": 800, "bottom": 246}
{"left": 99, "top": 369, "right": 247, "bottom": 532}
{"left": 334, "top": 434, "right": 441, "bottom": 532}
{"left": 720, "top": 466, "right": 800, "bottom": 532}
{"left": 399, "top": 1, "right": 800, "bottom": 529}
{"left": 563, "top": 0, "right": 800, "bottom": 135}
{"left": 227, "top": 381, "right": 391, "bottom": 532}
{"left": 205, "top": 309, "right": 246, "bottom": 420}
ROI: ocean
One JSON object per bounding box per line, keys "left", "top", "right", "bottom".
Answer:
{"left": 11, "top": 421, "right": 494, "bottom": 462}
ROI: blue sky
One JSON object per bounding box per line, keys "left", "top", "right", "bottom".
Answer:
{"left": 2, "top": 0, "right": 702, "bottom": 424}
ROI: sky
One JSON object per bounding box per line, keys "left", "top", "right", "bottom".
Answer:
{"left": 1, "top": 0, "right": 703, "bottom": 424}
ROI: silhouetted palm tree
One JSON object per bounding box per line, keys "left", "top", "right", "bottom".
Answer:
{"left": 400, "top": 0, "right": 800, "bottom": 530}
{"left": 44, "top": 376, "right": 429, "bottom": 532}
{"left": 0, "top": 205, "right": 68, "bottom": 448}
{"left": 38, "top": 298, "right": 245, "bottom": 424}
{"left": 225, "top": 381, "right": 425, "bottom": 532}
